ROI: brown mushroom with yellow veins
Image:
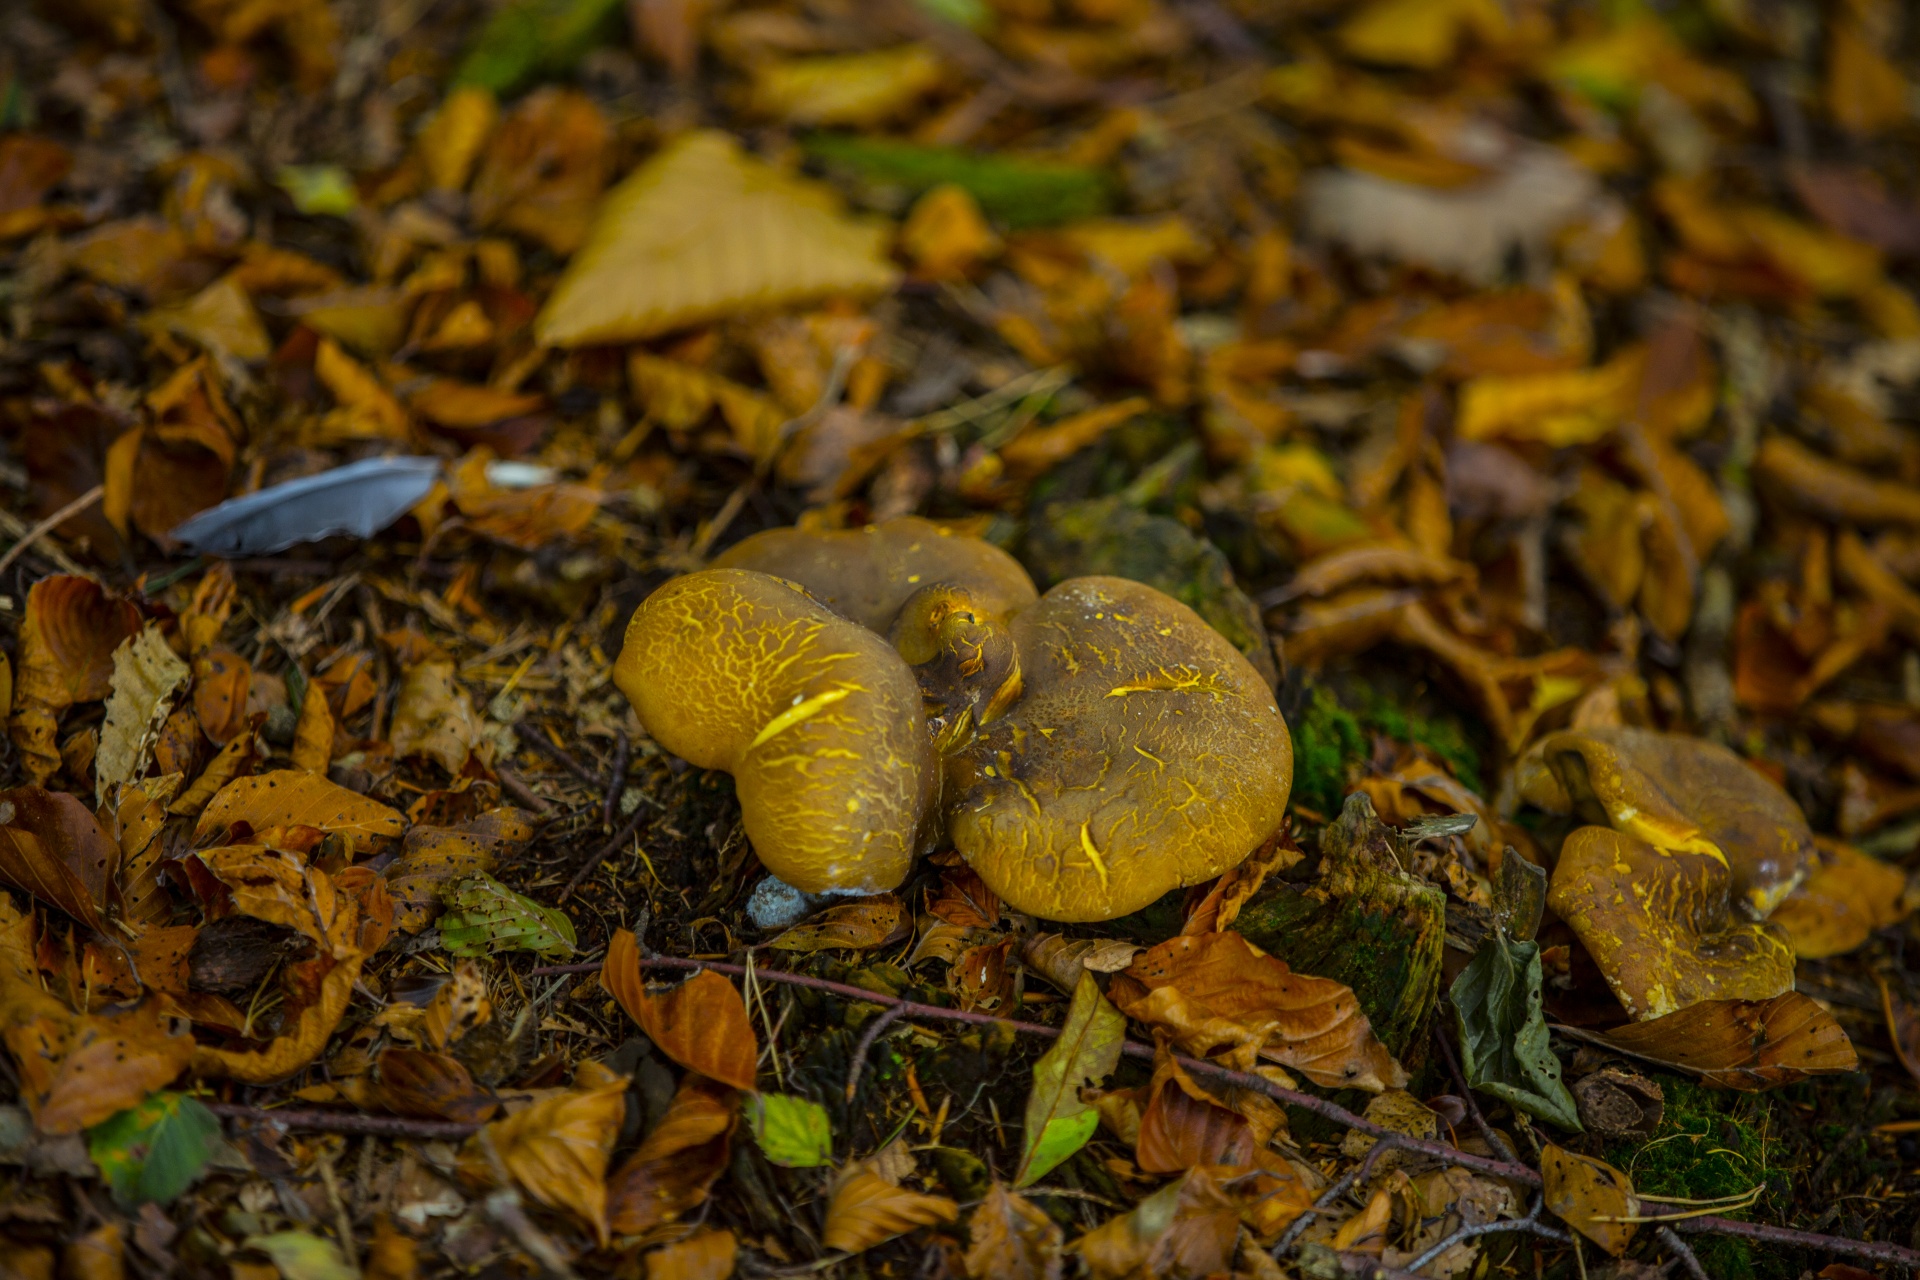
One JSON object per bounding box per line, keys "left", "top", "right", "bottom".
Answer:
{"left": 1521, "top": 727, "right": 1814, "bottom": 1020}
{"left": 614, "top": 522, "right": 1293, "bottom": 922}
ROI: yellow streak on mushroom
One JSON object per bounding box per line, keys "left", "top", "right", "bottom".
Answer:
{"left": 1077, "top": 820, "right": 1111, "bottom": 893}
{"left": 749, "top": 686, "right": 858, "bottom": 749}
{"left": 1133, "top": 745, "right": 1165, "bottom": 769}
{"left": 1105, "top": 666, "right": 1234, "bottom": 701}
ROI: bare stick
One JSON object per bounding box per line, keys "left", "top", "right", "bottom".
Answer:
{"left": 513, "top": 721, "right": 602, "bottom": 786}
{"left": 0, "top": 483, "right": 104, "bottom": 582}
{"left": 602, "top": 728, "right": 630, "bottom": 829}
{"left": 205, "top": 1103, "right": 478, "bottom": 1140}
{"left": 558, "top": 805, "right": 648, "bottom": 903}
{"left": 846, "top": 1004, "right": 909, "bottom": 1102}
{"left": 1434, "top": 1020, "right": 1519, "bottom": 1164}
{"left": 1659, "top": 1226, "right": 1711, "bottom": 1280}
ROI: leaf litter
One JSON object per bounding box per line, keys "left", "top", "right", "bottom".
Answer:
{"left": 2, "top": 0, "right": 1920, "bottom": 1276}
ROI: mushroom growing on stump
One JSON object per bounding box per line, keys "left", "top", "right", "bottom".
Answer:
{"left": 945, "top": 577, "right": 1292, "bottom": 922}
{"left": 1521, "top": 727, "right": 1814, "bottom": 1019}
{"left": 613, "top": 568, "right": 938, "bottom": 896}
{"left": 615, "top": 523, "right": 1293, "bottom": 922}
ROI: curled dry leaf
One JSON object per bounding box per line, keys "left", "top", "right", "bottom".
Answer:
{"left": 195, "top": 771, "right": 405, "bottom": 853}
{"left": 600, "top": 930, "right": 757, "bottom": 1090}
{"left": 1568, "top": 991, "right": 1858, "bottom": 1091}
{"left": 1540, "top": 1145, "right": 1637, "bottom": 1257}
{"left": 388, "top": 661, "right": 489, "bottom": 776}
{"left": 1771, "top": 837, "right": 1911, "bottom": 959}
{"left": 0, "top": 786, "right": 120, "bottom": 932}
{"left": 290, "top": 681, "right": 335, "bottom": 774}
{"left": 458, "top": 1066, "right": 629, "bottom": 1246}
{"left": 606, "top": 1073, "right": 738, "bottom": 1235}
{"left": 1020, "top": 933, "right": 1143, "bottom": 996}
{"left": 822, "top": 1157, "right": 959, "bottom": 1254}
{"left": 768, "top": 896, "right": 907, "bottom": 952}
{"left": 1135, "top": 1050, "right": 1255, "bottom": 1175}
{"left": 644, "top": 1228, "right": 738, "bottom": 1280}
{"left": 1114, "top": 932, "right": 1406, "bottom": 1091}
{"left": 369, "top": 1048, "right": 499, "bottom": 1124}
{"left": 965, "top": 1184, "right": 1064, "bottom": 1280}
{"left": 10, "top": 577, "right": 145, "bottom": 784}
{"left": 1072, "top": 1166, "right": 1240, "bottom": 1280}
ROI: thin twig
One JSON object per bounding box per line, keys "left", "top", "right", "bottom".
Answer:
{"left": 846, "top": 1004, "right": 909, "bottom": 1102}
{"left": 557, "top": 805, "right": 649, "bottom": 903}
{"left": 204, "top": 1103, "right": 478, "bottom": 1140}
{"left": 1404, "top": 1196, "right": 1569, "bottom": 1274}
{"left": 602, "top": 729, "right": 630, "bottom": 830}
{"left": 0, "top": 483, "right": 103, "bottom": 582}
{"left": 525, "top": 953, "right": 1920, "bottom": 1269}
{"left": 1274, "top": 1136, "right": 1410, "bottom": 1256}
{"left": 1659, "top": 1226, "right": 1711, "bottom": 1280}
{"left": 494, "top": 765, "right": 554, "bottom": 819}
{"left": 513, "top": 721, "right": 602, "bottom": 786}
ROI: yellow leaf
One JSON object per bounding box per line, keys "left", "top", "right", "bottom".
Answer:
{"left": 644, "top": 1229, "right": 738, "bottom": 1280}
{"left": 823, "top": 1158, "right": 958, "bottom": 1254}
{"left": 751, "top": 46, "right": 946, "bottom": 127}
{"left": 900, "top": 184, "right": 1000, "bottom": 280}
{"left": 389, "top": 660, "right": 489, "bottom": 776}
{"left": 291, "top": 678, "right": 335, "bottom": 773}
{"left": 195, "top": 770, "right": 405, "bottom": 851}
{"left": 313, "top": 337, "right": 411, "bottom": 441}
{"left": 94, "top": 625, "right": 190, "bottom": 807}
{"left": 1455, "top": 347, "right": 1645, "bottom": 446}
{"left": 1828, "top": 18, "right": 1909, "bottom": 137}
{"left": 1053, "top": 215, "right": 1209, "bottom": 278}
{"left": 1338, "top": 0, "right": 1507, "bottom": 69}
{"left": 140, "top": 274, "right": 271, "bottom": 362}
{"left": 1772, "top": 837, "right": 1911, "bottom": 959}
{"left": 1541, "top": 1145, "right": 1637, "bottom": 1256}
{"left": 418, "top": 86, "right": 498, "bottom": 192}
{"left": 536, "top": 131, "right": 899, "bottom": 347}
{"left": 459, "top": 1072, "right": 630, "bottom": 1246}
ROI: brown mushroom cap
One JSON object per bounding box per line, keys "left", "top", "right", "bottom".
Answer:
{"left": 945, "top": 576, "right": 1292, "bottom": 922}
{"left": 613, "top": 568, "right": 937, "bottom": 895}
{"left": 1547, "top": 825, "right": 1796, "bottom": 1020}
{"left": 1518, "top": 726, "right": 1813, "bottom": 919}
{"left": 712, "top": 517, "right": 1039, "bottom": 633}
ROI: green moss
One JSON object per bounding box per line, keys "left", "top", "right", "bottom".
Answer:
{"left": 1605, "top": 1078, "right": 1793, "bottom": 1280}
{"left": 1350, "top": 685, "right": 1483, "bottom": 796}
{"left": 1291, "top": 686, "right": 1366, "bottom": 818}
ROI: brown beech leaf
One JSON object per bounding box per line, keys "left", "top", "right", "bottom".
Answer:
{"left": 290, "top": 680, "right": 335, "bottom": 773}
{"left": 1020, "top": 933, "right": 1142, "bottom": 996}
{"left": 384, "top": 809, "right": 534, "bottom": 933}
{"left": 10, "top": 577, "right": 145, "bottom": 784}
{"left": 768, "top": 895, "right": 907, "bottom": 952}
{"left": 1115, "top": 932, "right": 1406, "bottom": 1091}
{"left": 1072, "top": 1166, "right": 1240, "bottom": 1280}
{"left": 1135, "top": 1049, "right": 1254, "bottom": 1175}
{"left": 1567, "top": 991, "right": 1858, "bottom": 1090}
{"left": 644, "top": 1228, "right": 738, "bottom": 1280}
{"left": 195, "top": 770, "right": 405, "bottom": 851}
{"left": 965, "top": 1184, "right": 1063, "bottom": 1280}
{"left": 459, "top": 1066, "right": 629, "bottom": 1246}
{"left": 822, "top": 1157, "right": 959, "bottom": 1254}
{"left": 370, "top": 1047, "right": 499, "bottom": 1124}
{"left": 1771, "top": 836, "right": 1911, "bottom": 959}
{"left": 928, "top": 867, "right": 1002, "bottom": 930}
{"left": 607, "top": 1073, "right": 738, "bottom": 1235}
{"left": 1541, "top": 1145, "right": 1637, "bottom": 1257}
{"left": 168, "top": 716, "right": 263, "bottom": 817}
{"left": 388, "top": 660, "right": 489, "bottom": 776}
{"left": 600, "top": 930, "right": 757, "bottom": 1089}
{"left": 191, "top": 648, "right": 253, "bottom": 747}
{"left": 0, "top": 899, "right": 194, "bottom": 1133}
{"left": 0, "top": 786, "right": 120, "bottom": 932}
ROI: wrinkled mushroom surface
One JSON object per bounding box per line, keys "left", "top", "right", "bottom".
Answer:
{"left": 713, "top": 516, "right": 1039, "bottom": 633}
{"left": 945, "top": 576, "right": 1293, "bottom": 922}
{"left": 613, "top": 568, "right": 937, "bottom": 895}
{"left": 1519, "top": 726, "right": 1813, "bottom": 919}
{"left": 1547, "top": 825, "right": 1796, "bottom": 1020}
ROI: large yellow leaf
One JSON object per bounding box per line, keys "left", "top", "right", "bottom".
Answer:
{"left": 535, "top": 131, "right": 898, "bottom": 347}
{"left": 195, "top": 770, "right": 405, "bottom": 851}
{"left": 459, "top": 1068, "right": 630, "bottom": 1246}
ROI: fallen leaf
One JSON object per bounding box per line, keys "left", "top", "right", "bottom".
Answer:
{"left": 1135, "top": 1048, "right": 1255, "bottom": 1175}
{"left": 445, "top": 449, "right": 601, "bottom": 549}
{"left": 85, "top": 1091, "right": 220, "bottom": 1208}
{"left": 601, "top": 931, "right": 757, "bottom": 1090}
{"left": 388, "top": 660, "right": 489, "bottom": 776}
{"left": 746, "top": 1092, "right": 833, "bottom": 1168}
{"left": 0, "top": 786, "right": 121, "bottom": 931}
{"left": 438, "top": 872, "right": 576, "bottom": 959}
{"left": 965, "top": 1183, "right": 1064, "bottom": 1280}
{"left": 191, "top": 648, "right": 252, "bottom": 747}
{"left": 10, "top": 577, "right": 145, "bottom": 785}
{"left": 1567, "top": 991, "right": 1857, "bottom": 1091}
{"left": 823, "top": 1156, "right": 959, "bottom": 1254}
{"left": 1115, "top": 932, "right": 1406, "bottom": 1091}
{"left": 645, "top": 1229, "right": 738, "bottom": 1280}
{"left": 246, "top": 1232, "right": 357, "bottom": 1280}
{"left": 94, "top": 626, "right": 191, "bottom": 807}
{"left": 385, "top": 808, "right": 532, "bottom": 933}
{"left": 536, "top": 131, "right": 899, "bottom": 347}
{"left": 418, "top": 86, "right": 498, "bottom": 192}
{"left": 768, "top": 896, "right": 906, "bottom": 951}
{"left": 1019, "top": 933, "right": 1142, "bottom": 995}
{"left": 606, "top": 1073, "right": 738, "bottom": 1235}
{"left": 1450, "top": 926, "right": 1582, "bottom": 1131}
{"left": 139, "top": 274, "right": 270, "bottom": 362}
{"left": 1072, "top": 1166, "right": 1239, "bottom": 1280}
{"left": 369, "top": 1048, "right": 499, "bottom": 1124}
{"left": 1541, "top": 1145, "right": 1636, "bottom": 1256}
{"left": 195, "top": 771, "right": 405, "bottom": 852}
{"left": 1772, "top": 838, "right": 1910, "bottom": 959}
{"left": 1017, "top": 970, "right": 1124, "bottom": 1186}
{"left": 751, "top": 46, "right": 945, "bottom": 127}
{"left": 458, "top": 1068, "right": 628, "bottom": 1245}
{"left": 290, "top": 678, "right": 335, "bottom": 774}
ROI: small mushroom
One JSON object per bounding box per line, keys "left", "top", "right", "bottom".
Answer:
{"left": 613, "top": 568, "right": 937, "bottom": 895}
{"left": 1546, "top": 825, "right": 1797, "bottom": 1020}
{"left": 1518, "top": 726, "right": 1813, "bottom": 919}
{"left": 944, "top": 577, "right": 1292, "bottom": 922}
{"left": 713, "top": 516, "right": 1038, "bottom": 634}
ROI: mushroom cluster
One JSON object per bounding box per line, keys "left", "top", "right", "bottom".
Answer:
{"left": 1520, "top": 726, "right": 1812, "bottom": 1020}
{"left": 613, "top": 518, "right": 1293, "bottom": 922}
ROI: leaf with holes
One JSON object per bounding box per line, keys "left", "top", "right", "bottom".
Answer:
{"left": 438, "top": 872, "right": 576, "bottom": 959}
{"left": 1451, "top": 927, "right": 1581, "bottom": 1131}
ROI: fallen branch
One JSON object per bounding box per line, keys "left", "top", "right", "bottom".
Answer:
{"left": 204, "top": 1102, "right": 478, "bottom": 1141}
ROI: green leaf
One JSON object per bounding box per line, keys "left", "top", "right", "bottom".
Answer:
{"left": 439, "top": 872, "right": 577, "bottom": 959}
{"left": 86, "top": 1092, "right": 220, "bottom": 1209}
{"left": 453, "top": 0, "right": 625, "bottom": 94}
{"left": 274, "top": 166, "right": 359, "bottom": 218}
{"left": 246, "top": 1232, "right": 358, "bottom": 1280}
{"left": 802, "top": 135, "right": 1113, "bottom": 229}
{"left": 1016, "top": 970, "right": 1124, "bottom": 1186}
{"left": 909, "top": 0, "right": 993, "bottom": 31}
{"left": 1451, "top": 928, "right": 1582, "bottom": 1131}
{"left": 746, "top": 1093, "right": 834, "bottom": 1168}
